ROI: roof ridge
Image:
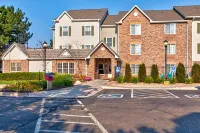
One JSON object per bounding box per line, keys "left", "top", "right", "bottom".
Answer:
{"left": 68, "top": 8, "right": 108, "bottom": 11}
{"left": 174, "top": 5, "right": 200, "bottom": 7}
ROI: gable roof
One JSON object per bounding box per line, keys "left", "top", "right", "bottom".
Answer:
{"left": 86, "top": 41, "right": 120, "bottom": 59}
{"left": 174, "top": 5, "right": 200, "bottom": 18}
{"left": 102, "top": 15, "right": 118, "bottom": 25}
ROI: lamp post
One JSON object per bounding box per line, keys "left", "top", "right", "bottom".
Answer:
{"left": 164, "top": 40, "right": 168, "bottom": 80}
{"left": 43, "top": 41, "right": 47, "bottom": 78}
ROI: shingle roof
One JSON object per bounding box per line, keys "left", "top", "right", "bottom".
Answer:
{"left": 174, "top": 5, "right": 200, "bottom": 18}
{"left": 102, "top": 15, "right": 118, "bottom": 25}
{"left": 144, "top": 10, "right": 185, "bottom": 21}
{"left": 67, "top": 8, "right": 108, "bottom": 19}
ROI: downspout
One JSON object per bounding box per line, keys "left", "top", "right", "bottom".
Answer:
{"left": 117, "top": 24, "right": 119, "bottom": 55}
{"left": 98, "top": 19, "right": 101, "bottom": 42}
{"left": 186, "top": 21, "right": 189, "bottom": 75}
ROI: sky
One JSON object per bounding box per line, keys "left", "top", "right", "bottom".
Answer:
{"left": 1, "top": 0, "right": 200, "bottom": 48}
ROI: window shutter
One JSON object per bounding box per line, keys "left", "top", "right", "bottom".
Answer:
{"left": 197, "top": 43, "right": 200, "bottom": 54}
{"left": 91, "top": 45, "right": 94, "bottom": 48}
{"left": 60, "top": 26, "right": 62, "bottom": 36}
{"left": 104, "top": 37, "right": 106, "bottom": 43}
{"left": 82, "top": 45, "right": 84, "bottom": 49}
{"left": 60, "top": 45, "right": 62, "bottom": 49}
{"left": 69, "top": 26, "right": 71, "bottom": 36}
{"left": 69, "top": 45, "right": 71, "bottom": 49}
{"left": 197, "top": 23, "right": 200, "bottom": 33}
{"left": 92, "top": 26, "right": 94, "bottom": 36}
{"left": 82, "top": 26, "right": 84, "bottom": 36}
{"left": 113, "top": 37, "right": 115, "bottom": 47}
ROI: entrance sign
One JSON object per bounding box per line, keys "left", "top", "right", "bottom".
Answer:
{"left": 116, "top": 66, "right": 120, "bottom": 73}
{"left": 172, "top": 65, "right": 176, "bottom": 73}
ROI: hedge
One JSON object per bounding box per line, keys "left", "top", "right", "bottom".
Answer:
{"left": 0, "top": 72, "right": 44, "bottom": 80}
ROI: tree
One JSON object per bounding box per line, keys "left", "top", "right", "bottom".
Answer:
{"left": 138, "top": 63, "right": 146, "bottom": 82}
{"left": 50, "top": 39, "right": 53, "bottom": 48}
{"left": 123, "top": 63, "right": 132, "bottom": 83}
{"left": 0, "top": 5, "right": 33, "bottom": 47}
{"left": 151, "top": 64, "right": 159, "bottom": 82}
{"left": 175, "top": 63, "right": 186, "bottom": 83}
{"left": 191, "top": 63, "right": 200, "bottom": 83}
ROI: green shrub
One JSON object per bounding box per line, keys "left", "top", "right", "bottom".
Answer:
{"left": 151, "top": 64, "right": 159, "bottom": 82}
{"left": 53, "top": 78, "right": 73, "bottom": 88}
{"left": 0, "top": 72, "right": 44, "bottom": 81}
{"left": 132, "top": 77, "right": 139, "bottom": 84}
{"left": 29, "top": 80, "right": 47, "bottom": 89}
{"left": 155, "top": 78, "right": 164, "bottom": 84}
{"left": 185, "top": 78, "right": 193, "bottom": 84}
{"left": 168, "top": 78, "right": 177, "bottom": 84}
{"left": 138, "top": 63, "right": 146, "bottom": 82}
{"left": 176, "top": 63, "right": 186, "bottom": 83}
{"left": 117, "top": 76, "right": 124, "bottom": 83}
{"left": 144, "top": 77, "right": 153, "bottom": 84}
{"left": 191, "top": 63, "right": 200, "bottom": 83}
{"left": 123, "top": 63, "right": 132, "bottom": 83}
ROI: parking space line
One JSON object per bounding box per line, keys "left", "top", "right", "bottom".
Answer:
{"left": 41, "top": 120, "right": 96, "bottom": 125}
{"left": 163, "top": 89, "right": 179, "bottom": 98}
{"left": 39, "top": 130, "right": 79, "bottom": 133}
{"left": 0, "top": 104, "right": 11, "bottom": 111}
{"left": 97, "top": 94, "right": 123, "bottom": 98}
{"left": 185, "top": 95, "right": 192, "bottom": 98}
{"left": 51, "top": 113, "right": 91, "bottom": 118}
{"left": 131, "top": 89, "right": 133, "bottom": 98}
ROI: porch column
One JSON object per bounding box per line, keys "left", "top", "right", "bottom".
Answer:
{"left": 111, "top": 58, "right": 117, "bottom": 79}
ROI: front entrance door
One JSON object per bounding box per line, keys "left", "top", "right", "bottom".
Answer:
{"left": 98, "top": 64, "right": 104, "bottom": 74}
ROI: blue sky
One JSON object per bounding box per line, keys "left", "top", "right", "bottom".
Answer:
{"left": 1, "top": 0, "right": 200, "bottom": 48}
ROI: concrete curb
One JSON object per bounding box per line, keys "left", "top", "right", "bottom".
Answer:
{"left": 101, "top": 86, "right": 199, "bottom": 90}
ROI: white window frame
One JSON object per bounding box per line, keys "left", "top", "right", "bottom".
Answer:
{"left": 63, "top": 26, "right": 69, "bottom": 36}
{"left": 130, "top": 64, "right": 139, "bottom": 75}
{"left": 84, "top": 44, "right": 92, "bottom": 49}
{"left": 106, "top": 37, "right": 113, "bottom": 47}
{"left": 84, "top": 26, "right": 91, "bottom": 36}
{"left": 164, "top": 23, "right": 176, "bottom": 34}
{"left": 10, "top": 63, "right": 21, "bottom": 72}
{"left": 57, "top": 62, "right": 75, "bottom": 74}
{"left": 130, "top": 24, "right": 141, "bottom": 35}
{"left": 167, "top": 44, "right": 176, "bottom": 54}
{"left": 130, "top": 44, "right": 141, "bottom": 55}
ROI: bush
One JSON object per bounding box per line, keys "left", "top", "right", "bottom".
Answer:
{"left": 185, "top": 78, "right": 193, "bottom": 84}
{"left": 191, "top": 63, "right": 200, "bottom": 83}
{"left": 117, "top": 76, "right": 124, "bottom": 83}
{"left": 123, "top": 63, "right": 132, "bottom": 83}
{"left": 0, "top": 72, "right": 44, "bottom": 81}
{"left": 151, "top": 64, "right": 159, "bottom": 82}
{"left": 132, "top": 77, "right": 139, "bottom": 84}
{"left": 168, "top": 78, "right": 177, "bottom": 84}
{"left": 176, "top": 63, "right": 186, "bottom": 83}
{"left": 155, "top": 78, "right": 164, "bottom": 84}
{"left": 29, "top": 80, "right": 47, "bottom": 89}
{"left": 144, "top": 77, "right": 153, "bottom": 84}
{"left": 53, "top": 78, "right": 73, "bottom": 88}
{"left": 138, "top": 63, "right": 147, "bottom": 82}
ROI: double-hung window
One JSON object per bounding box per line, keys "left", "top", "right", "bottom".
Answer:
{"left": 130, "top": 44, "right": 141, "bottom": 55}
{"left": 106, "top": 38, "right": 113, "bottom": 47}
{"left": 130, "top": 24, "right": 141, "bottom": 35}
{"left": 63, "top": 26, "right": 69, "bottom": 36}
{"left": 167, "top": 44, "right": 176, "bottom": 54}
{"left": 130, "top": 64, "right": 139, "bottom": 75}
{"left": 85, "top": 26, "right": 91, "bottom": 36}
{"left": 83, "top": 44, "right": 91, "bottom": 49}
{"left": 10, "top": 63, "right": 21, "bottom": 72}
{"left": 164, "top": 23, "right": 176, "bottom": 34}
{"left": 57, "top": 62, "right": 74, "bottom": 74}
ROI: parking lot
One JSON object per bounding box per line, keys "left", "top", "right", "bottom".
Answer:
{"left": 0, "top": 89, "right": 200, "bottom": 133}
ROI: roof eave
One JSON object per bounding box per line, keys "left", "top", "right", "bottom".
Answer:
{"left": 185, "top": 16, "right": 200, "bottom": 19}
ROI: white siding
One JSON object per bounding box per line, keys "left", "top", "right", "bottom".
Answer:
{"left": 29, "top": 61, "right": 52, "bottom": 72}
{"left": 54, "top": 14, "right": 100, "bottom": 49}
{"left": 192, "top": 19, "right": 200, "bottom": 61}
{"left": 4, "top": 46, "right": 27, "bottom": 60}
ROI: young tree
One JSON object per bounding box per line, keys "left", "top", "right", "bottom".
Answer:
{"left": 0, "top": 6, "right": 33, "bottom": 46}
{"left": 49, "top": 39, "right": 53, "bottom": 48}
{"left": 138, "top": 63, "right": 146, "bottom": 82}
{"left": 124, "top": 63, "right": 132, "bottom": 83}
{"left": 151, "top": 64, "right": 159, "bottom": 82}
{"left": 176, "top": 63, "right": 186, "bottom": 83}
{"left": 191, "top": 63, "right": 200, "bottom": 83}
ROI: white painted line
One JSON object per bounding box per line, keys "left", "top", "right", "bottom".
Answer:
{"left": 163, "top": 89, "right": 179, "bottom": 98}
{"left": 51, "top": 113, "right": 91, "bottom": 118}
{"left": 41, "top": 120, "right": 96, "bottom": 125}
{"left": 0, "top": 104, "right": 11, "bottom": 111}
{"left": 77, "top": 99, "right": 83, "bottom": 105}
{"left": 39, "top": 130, "right": 80, "bottom": 133}
{"left": 89, "top": 111, "right": 108, "bottom": 133}
{"left": 97, "top": 94, "right": 123, "bottom": 98}
{"left": 185, "top": 95, "right": 192, "bottom": 98}
{"left": 131, "top": 89, "right": 133, "bottom": 98}
{"left": 34, "top": 98, "right": 45, "bottom": 133}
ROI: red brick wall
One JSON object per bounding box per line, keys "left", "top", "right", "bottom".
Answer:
{"left": 3, "top": 60, "right": 29, "bottom": 73}
{"left": 119, "top": 8, "right": 192, "bottom": 75}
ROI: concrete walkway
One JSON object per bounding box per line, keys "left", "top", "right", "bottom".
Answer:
{"left": 27, "top": 79, "right": 108, "bottom": 98}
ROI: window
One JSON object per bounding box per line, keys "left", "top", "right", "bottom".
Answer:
{"left": 167, "top": 64, "right": 175, "bottom": 74}
{"left": 167, "top": 44, "right": 176, "bottom": 54}
{"left": 98, "top": 64, "right": 104, "bottom": 74}
{"left": 10, "top": 63, "right": 21, "bottom": 72}
{"left": 84, "top": 44, "right": 91, "bottom": 49}
{"left": 197, "top": 43, "right": 200, "bottom": 54}
{"left": 85, "top": 26, "right": 91, "bottom": 36}
{"left": 63, "top": 26, "right": 69, "bottom": 36}
{"left": 106, "top": 38, "right": 113, "bottom": 47}
{"left": 130, "top": 24, "right": 141, "bottom": 35}
{"left": 165, "top": 23, "right": 176, "bottom": 34}
{"left": 130, "top": 44, "right": 141, "bottom": 55}
{"left": 56, "top": 62, "right": 74, "bottom": 74}
{"left": 130, "top": 64, "right": 139, "bottom": 75}
{"left": 63, "top": 44, "right": 71, "bottom": 49}
{"left": 197, "top": 23, "right": 200, "bottom": 33}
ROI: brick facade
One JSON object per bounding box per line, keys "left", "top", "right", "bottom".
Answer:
{"left": 119, "top": 8, "right": 192, "bottom": 75}
{"left": 3, "top": 60, "right": 29, "bottom": 73}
